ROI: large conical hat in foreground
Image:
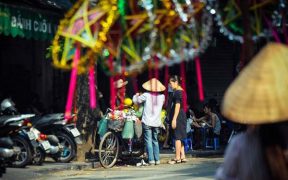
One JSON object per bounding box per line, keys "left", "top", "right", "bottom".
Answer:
{"left": 221, "top": 43, "right": 288, "bottom": 124}
{"left": 142, "top": 78, "right": 166, "bottom": 92}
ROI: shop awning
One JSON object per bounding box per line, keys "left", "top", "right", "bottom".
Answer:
{"left": 0, "top": 2, "right": 61, "bottom": 41}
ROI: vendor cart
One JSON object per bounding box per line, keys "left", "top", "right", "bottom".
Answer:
{"left": 97, "top": 108, "right": 144, "bottom": 168}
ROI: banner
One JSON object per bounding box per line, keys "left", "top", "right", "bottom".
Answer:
{"left": 0, "top": 2, "right": 60, "bottom": 41}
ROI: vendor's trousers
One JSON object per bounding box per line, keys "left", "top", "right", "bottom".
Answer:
{"left": 143, "top": 123, "right": 160, "bottom": 164}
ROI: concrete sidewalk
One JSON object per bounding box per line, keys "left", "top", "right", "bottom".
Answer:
{"left": 37, "top": 149, "right": 224, "bottom": 173}
{"left": 160, "top": 148, "right": 224, "bottom": 158}
{"left": 2, "top": 149, "right": 224, "bottom": 180}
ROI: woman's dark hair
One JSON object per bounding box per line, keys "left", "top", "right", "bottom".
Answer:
{"left": 203, "top": 103, "right": 214, "bottom": 112}
{"left": 169, "top": 75, "right": 181, "bottom": 84}
{"left": 259, "top": 122, "right": 288, "bottom": 180}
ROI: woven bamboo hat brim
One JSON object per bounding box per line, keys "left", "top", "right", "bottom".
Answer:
{"left": 221, "top": 43, "right": 288, "bottom": 124}
{"left": 142, "top": 78, "right": 166, "bottom": 92}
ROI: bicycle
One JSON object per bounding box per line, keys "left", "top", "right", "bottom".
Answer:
{"left": 98, "top": 108, "right": 144, "bottom": 168}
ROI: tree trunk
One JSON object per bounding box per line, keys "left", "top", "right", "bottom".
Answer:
{"left": 75, "top": 71, "right": 100, "bottom": 162}
{"left": 240, "top": 0, "right": 254, "bottom": 68}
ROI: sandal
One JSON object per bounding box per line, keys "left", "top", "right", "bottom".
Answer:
{"left": 168, "top": 159, "right": 181, "bottom": 164}
{"left": 181, "top": 158, "right": 188, "bottom": 163}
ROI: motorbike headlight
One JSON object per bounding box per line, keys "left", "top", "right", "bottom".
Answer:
{"left": 10, "top": 121, "right": 23, "bottom": 127}
{"left": 54, "top": 120, "right": 67, "bottom": 125}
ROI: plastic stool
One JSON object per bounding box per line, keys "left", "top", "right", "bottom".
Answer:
{"left": 213, "top": 137, "right": 220, "bottom": 150}
{"left": 172, "top": 138, "right": 193, "bottom": 152}
{"left": 183, "top": 138, "right": 193, "bottom": 152}
{"left": 205, "top": 137, "right": 220, "bottom": 150}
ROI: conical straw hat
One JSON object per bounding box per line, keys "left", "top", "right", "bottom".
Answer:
{"left": 114, "top": 79, "right": 128, "bottom": 89}
{"left": 142, "top": 78, "right": 166, "bottom": 92}
{"left": 221, "top": 43, "right": 288, "bottom": 124}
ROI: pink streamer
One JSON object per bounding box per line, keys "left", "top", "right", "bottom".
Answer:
{"left": 89, "top": 65, "right": 96, "bottom": 109}
{"left": 195, "top": 57, "right": 204, "bottom": 101}
{"left": 180, "top": 61, "right": 187, "bottom": 112}
{"left": 65, "top": 47, "right": 80, "bottom": 119}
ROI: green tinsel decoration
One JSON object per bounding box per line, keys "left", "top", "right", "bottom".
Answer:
{"left": 117, "top": 0, "right": 126, "bottom": 24}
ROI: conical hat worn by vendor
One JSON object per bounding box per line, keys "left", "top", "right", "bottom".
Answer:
{"left": 221, "top": 43, "right": 288, "bottom": 124}
{"left": 142, "top": 78, "right": 166, "bottom": 92}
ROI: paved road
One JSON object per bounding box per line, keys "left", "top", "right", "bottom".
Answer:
{"left": 41, "top": 158, "right": 223, "bottom": 180}
{"left": 1, "top": 156, "right": 223, "bottom": 180}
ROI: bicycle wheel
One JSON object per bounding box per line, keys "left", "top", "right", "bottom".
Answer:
{"left": 98, "top": 131, "right": 119, "bottom": 168}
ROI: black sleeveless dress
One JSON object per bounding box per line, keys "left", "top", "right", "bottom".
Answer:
{"left": 170, "top": 90, "right": 187, "bottom": 140}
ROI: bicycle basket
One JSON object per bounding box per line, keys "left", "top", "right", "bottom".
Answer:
{"left": 108, "top": 119, "right": 125, "bottom": 132}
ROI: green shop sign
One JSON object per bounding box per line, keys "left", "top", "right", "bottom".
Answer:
{"left": 0, "top": 2, "right": 60, "bottom": 41}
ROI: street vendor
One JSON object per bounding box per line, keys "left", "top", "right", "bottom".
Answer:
{"left": 133, "top": 78, "right": 165, "bottom": 165}
{"left": 114, "top": 78, "right": 128, "bottom": 110}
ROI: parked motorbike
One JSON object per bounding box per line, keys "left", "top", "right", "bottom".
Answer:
{"left": 0, "top": 98, "right": 63, "bottom": 165}
{"left": 24, "top": 124, "right": 62, "bottom": 165}
{"left": 0, "top": 115, "right": 31, "bottom": 168}
{"left": 0, "top": 136, "right": 16, "bottom": 177}
{"left": 29, "top": 113, "right": 81, "bottom": 163}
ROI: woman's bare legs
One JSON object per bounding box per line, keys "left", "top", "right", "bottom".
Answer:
{"left": 180, "top": 144, "right": 185, "bottom": 159}
{"left": 175, "top": 140, "right": 182, "bottom": 160}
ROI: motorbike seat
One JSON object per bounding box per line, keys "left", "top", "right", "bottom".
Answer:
{"left": 0, "top": 137, "right": 13, "bottom": 148}
{"left": 0, "top": 115, "right": 22, "bottom": 125}
{"left": 30, "top": 113, "right": 64, "bottom": 126}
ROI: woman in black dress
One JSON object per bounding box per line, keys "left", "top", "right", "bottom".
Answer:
{"left": 168, "top": 75, "right": 187, "bottom": 164}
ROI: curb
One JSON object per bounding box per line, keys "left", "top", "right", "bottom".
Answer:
{"left": 32, "top": 150, "right": 224, "bottom": 174}
{"left": 33, "top": 162, "right": 95, "bottom": 175}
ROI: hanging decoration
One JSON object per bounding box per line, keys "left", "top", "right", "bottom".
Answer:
{"left": 155, "top": 0, "right": 213, "bottom": 68}
{"left": 207, "top": 0, "right": 279, "bottom": 43}
{"left": 96, "top": 0, "right": 213, "bottom": 76}
{"left": 52, "top": 0, "right": 119, "bottom": 73}
{"left": 52, "top": 0, "right": 119, "bottom": 116}
{"left": 50, "top": 0, "right": 216, "bottom": 114}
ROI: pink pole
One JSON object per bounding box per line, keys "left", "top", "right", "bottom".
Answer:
{"left": 153, "top": 56, "right": 159, "bottom": 106}
{"left": 109, "top": 55, "right": 115, "bottom": 110}
{"left": 89, "top": 64, "right": 96, "bottom": 109}
{"left": 195, "top": 57, "right": 204, "bottom": 101}
{"left": 132, "top": 78, "right": 138, "bottom": 93}
{"left": 164, "top": 65, "right": 169, "bottom": 106}
{"left": 65, "top": 47, "right": 80, "bottom": 119}
{"left": 120, "top": 55, "right": 126, "bottom": 110}
{"left": 180, "top": 61, "right": 187, "bottom": 112}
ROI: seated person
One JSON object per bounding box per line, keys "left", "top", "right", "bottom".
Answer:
{"left": 187, "top": 109, "right": 201, "bottom": 129}
{"left": 194, "top": 103, "right": 221, "bottom": 138}
{"left": 187, "top": 109, "right": 203, "bottom": 149}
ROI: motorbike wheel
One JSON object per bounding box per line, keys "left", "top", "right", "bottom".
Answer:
{"left": 32, "top": 147, "right": 45, "bottom": 165}
{"left": 12, "top": 136, "right": 32, "bottom": 168}
{"left": 98, "top": 131, "right": 119, "bottom": 168}
{"left": 55, "top": 133, "right": 76, "bottom": 163}
{"left": 0, "top": 166, "right": 5, "bottom": 177}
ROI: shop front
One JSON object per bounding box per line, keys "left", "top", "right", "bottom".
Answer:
{"left": 0, "top": 1, "right": 70, "bottom": 113}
